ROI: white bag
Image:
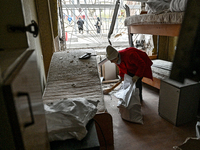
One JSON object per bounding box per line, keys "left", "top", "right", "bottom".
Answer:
{"left": 44, "top": 98, "right": 99, "bottom": 141}
{"left": 114, "top": 74, "right": 143, "bottom": 124}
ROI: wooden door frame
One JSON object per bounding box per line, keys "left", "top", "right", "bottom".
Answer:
{"left": 35, "top": 0, "right": 57, "bottom": 79}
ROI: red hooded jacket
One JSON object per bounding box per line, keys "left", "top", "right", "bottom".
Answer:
{"left": 117, "top": 47, "right": 153, "bottom": 80}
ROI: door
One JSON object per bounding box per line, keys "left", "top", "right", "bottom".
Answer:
{"left": 2, "top": 50, "right": 49, "bottom": 149}
{"left": 0, "top": 0, "right": 29, "bottom": 49}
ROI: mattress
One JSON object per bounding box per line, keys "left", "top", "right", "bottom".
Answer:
{"left": 42, "top": 49, "right": 105, "bottom": 112}
{"left": 124, "top": 12, "right": 184, "bottom": 26}
{"left": 151, "top": 59, "right": 172, "bottom": 80}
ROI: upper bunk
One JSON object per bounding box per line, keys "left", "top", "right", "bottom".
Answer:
{"left": 124, "top": 11, "right": 183, "bottom": 36}
{"left": 124, "top": 0, "right": 188, "bottom": 37}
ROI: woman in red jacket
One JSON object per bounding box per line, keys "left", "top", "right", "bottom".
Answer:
{"left": 103, "top": 45, "right": 153, "bottom": 102}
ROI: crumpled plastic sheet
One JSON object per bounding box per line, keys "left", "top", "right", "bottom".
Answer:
{"left": 44, "top": 97, "right": 99, "bottom": 141}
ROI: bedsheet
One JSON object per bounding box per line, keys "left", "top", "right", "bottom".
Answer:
{"left": 124, "top": 12, "right": 184, "bottom": 26}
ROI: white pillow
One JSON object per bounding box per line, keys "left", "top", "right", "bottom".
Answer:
{"left": 170, "top": 0, "right": 188, "bottom": 12}
{"left": 145, "top": 0, "right": 171, "bottom": 14}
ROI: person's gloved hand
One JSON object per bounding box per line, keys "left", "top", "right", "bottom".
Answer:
{"left": 132, "top": 76, "right": 139, "bottom": 83}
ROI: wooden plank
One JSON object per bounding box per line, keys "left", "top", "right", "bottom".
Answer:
{"left": 142, "top": 77, "right": 160, "bottom": 89}
{"left": 130, "top": 24, "right": 181, "bottom": 36}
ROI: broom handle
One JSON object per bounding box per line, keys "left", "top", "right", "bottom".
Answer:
{"left": 110, "top": 80, "right": 122, "bottom": 91}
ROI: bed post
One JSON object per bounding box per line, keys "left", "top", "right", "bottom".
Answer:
{"left": 125, "top": 4, "right": 134, "bottom": 47}
{"left": 157, "top": 35, "right": 159, "bottom": 59}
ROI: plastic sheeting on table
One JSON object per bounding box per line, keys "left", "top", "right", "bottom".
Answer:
{"left": 44, "top": 97, "right": 99, "bottom": 141}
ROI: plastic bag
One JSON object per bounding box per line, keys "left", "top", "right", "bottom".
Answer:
{"left": 44, "top": 97, "right": 99, "bottom": 141}
{"left": 114, "top": 74, "right": 143, "bottom": 124}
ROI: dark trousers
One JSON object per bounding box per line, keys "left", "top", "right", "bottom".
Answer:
{"left": 127, "top": 72, "right": 143, "bottom": 101}
{"left": 97, "top": 27, "right": 100, "bottom": 33}
{"left": 78, "top": 27, "right": 83, "bottom": 33}
{"left": 136, "top": 77, "right": 143, "bottom": 101}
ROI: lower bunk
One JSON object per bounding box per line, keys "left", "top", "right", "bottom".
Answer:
{"left": 142, "top": 59, "right": 172, "bottom": 89}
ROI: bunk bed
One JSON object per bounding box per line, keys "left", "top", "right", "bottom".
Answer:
{"left": 124, "top": 0, "right": 187, "bottom": 89}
